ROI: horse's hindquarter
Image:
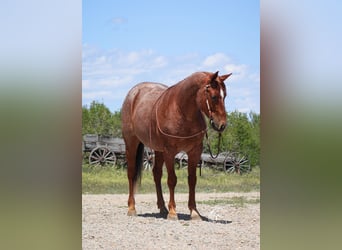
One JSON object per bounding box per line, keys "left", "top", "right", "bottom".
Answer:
{"left": 122, "top": 82, "right": 167, "bottom": 148}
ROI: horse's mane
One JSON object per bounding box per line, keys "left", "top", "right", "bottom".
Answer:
{"left": 166, "top": 72, "right": 211, "bottom": 94}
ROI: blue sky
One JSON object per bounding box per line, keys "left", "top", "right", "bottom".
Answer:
{"left": 82, "top": 0, "right": 260, "bottom": 113}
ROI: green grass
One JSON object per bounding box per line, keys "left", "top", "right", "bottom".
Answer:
{"left": 82, "top": 164, "right": 260, "bottom": 194}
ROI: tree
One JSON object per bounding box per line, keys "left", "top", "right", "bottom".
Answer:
{"left": 204, "top": 111, "right": 260, "bottom": 166}
{"left": 247, "top": 111, "right": 260, "bottom": 166}
{"left": 111, "top": 111, "right": 122, "bottom": 137}
{"left": 82, "top": 101, "right": 118, "bottom": 136}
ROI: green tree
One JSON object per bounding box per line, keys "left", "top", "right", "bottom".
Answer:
{"left": 82, "top": 101, "right": 115, "bottom": 135}
{"left": 111, "top": 111, "right": 122, "bottom": 137}
{"left": 82, "top": 106, "right": 91, "bottom": 135}
{"left": 204, "top": 111, "right": 260, "bottom": 167}
{"left": 247, "top": 111, "right": 260, "bottom": 166}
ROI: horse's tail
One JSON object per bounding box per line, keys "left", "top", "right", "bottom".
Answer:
{"left": 133, "top": 142, "right": 144, "bottom": 186}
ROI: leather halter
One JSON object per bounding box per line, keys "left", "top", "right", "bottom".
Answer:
{"left": 204, "top": 84, "right": 223, "bottom": 159}
{"left": 205, "top": 84, "right": 214, "bottom": 121}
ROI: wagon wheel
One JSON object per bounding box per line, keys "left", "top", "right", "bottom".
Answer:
{"left": 224, "top": 152, "right": 250, "bottom": 174}
{"left": 143, "top": 147, "right": 154, "bottom": 171}
{"left": 89, "top": 146, "right": 116, "bottom": 167}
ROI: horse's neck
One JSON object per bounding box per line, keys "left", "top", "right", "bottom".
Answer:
{"left": 165, "top": 80, "right": 204, "bottom": 121}
{"left": 177, "top": 84, "right": 197, "bottom": 105}
{"left": 153, "top": 76, "right": 207, "bottom": 137}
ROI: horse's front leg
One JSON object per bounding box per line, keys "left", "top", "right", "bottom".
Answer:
{"left": 187, "top": 148, "right": 203, "bottom": 220}
{"left": 163, "top": 152, "right": 178, "bottom": 220}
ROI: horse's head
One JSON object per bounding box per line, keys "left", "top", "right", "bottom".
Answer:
{"left": 198, "top": 71, "right": 232, "bottom": 132}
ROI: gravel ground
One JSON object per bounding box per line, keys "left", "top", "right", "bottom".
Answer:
{"left": 82, "top": 192, "right": 260, "bottom": 250}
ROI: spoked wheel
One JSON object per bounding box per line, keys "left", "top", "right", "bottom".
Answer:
{"left": 89, "top": 146, "right": 116, "bottom": 167}
{"left": 143, "top": 147, "right": 154, "bottom": 170}
{"left": 224, "top": 152, "right": 250, "bottom": 174}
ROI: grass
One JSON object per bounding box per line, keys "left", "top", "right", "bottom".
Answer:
{"left": 82, "top": 164, "right": 260, "bottom": 194}
{"left": 197, "top": 196, "right": 260, "bottom": 208}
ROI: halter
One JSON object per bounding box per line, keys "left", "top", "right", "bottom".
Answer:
{"left": 205, "top": 84, "right": 213, "bottom": 121}
{"left": 204, "top": 84, "right": 223, "bottom": 159}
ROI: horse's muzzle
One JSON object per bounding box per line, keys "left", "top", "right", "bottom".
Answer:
{"left": 210, "top": 119, "right": 226, "bottom": 132}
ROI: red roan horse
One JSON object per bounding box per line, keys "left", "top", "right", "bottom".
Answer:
{"left": 121, "top": 71, "right": 232, "bottom": 220}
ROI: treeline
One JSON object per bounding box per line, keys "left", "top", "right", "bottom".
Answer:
{"left": 82, "top": 101, "right": 122, "bottom": 137}
{"left": 82, "top": 101, "right": 260, "bottom": 166}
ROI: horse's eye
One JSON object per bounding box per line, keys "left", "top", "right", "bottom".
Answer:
{"left": 211, "top": 96, "right": 218, "bottom": 102}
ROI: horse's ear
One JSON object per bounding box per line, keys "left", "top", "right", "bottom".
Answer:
{"left": 219, "top": 73, "right": 232, "bottom": 82}
{"left": 210, "top": 71, "right": 219, "bottom": 88}
{"left": 211, "top": 71, "right": 219, "bottom": 81}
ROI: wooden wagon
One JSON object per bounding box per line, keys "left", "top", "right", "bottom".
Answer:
{"left": 82, "top": 134, "right": 154, "bottom": 169}
{"left": 82, "top": 134, "right": 250, "bottom": 173}
{"left": 82, "top": 134, "right": 126, "bottom": 166}
{"left": 175, "top": 151, "right": 250, "bottom": 174}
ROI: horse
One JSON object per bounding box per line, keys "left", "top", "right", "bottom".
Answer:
{"left": 121, "top": 71, "right": 232, "bottom": 220}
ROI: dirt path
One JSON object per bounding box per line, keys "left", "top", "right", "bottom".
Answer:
{"left": 82, "top": 192, "right": 260, "bottom": 249}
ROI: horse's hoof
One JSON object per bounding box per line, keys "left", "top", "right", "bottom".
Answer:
{"left": 190, "top": 210, "right": 202, "bottom": 220}
{"left": 127, "top": 209, "right": 137, "bottom": 216}
{"left": 167, "top": 213, "right": 178, "bottom": 220}
{"left": 160, "top": 207, "right": 169, "bottom": 217}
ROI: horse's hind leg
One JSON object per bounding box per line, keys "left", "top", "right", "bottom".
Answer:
{"left": 152, "top": 151, "right": 168, "bottom": 217}
{"left": 125, "top": 136, "right": 142, "bottom": 216}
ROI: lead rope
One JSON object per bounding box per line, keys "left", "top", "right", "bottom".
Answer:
{"left": 199, "top": 129, "right": 222, "bottom": 177}
{"left": 206, "top": 131, "right": 222, "bottom": 159}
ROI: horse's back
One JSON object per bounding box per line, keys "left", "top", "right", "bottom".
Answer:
{"left": 122, "top": 82, "right": 167, "bottom": 115}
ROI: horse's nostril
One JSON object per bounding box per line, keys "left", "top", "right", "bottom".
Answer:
{"left": 220, "top": 124, "right": 226, "bottom": 131}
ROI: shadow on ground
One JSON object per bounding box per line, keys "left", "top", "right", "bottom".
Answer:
{"left": 138, "top": 212, "right": 232, "bottom": 224}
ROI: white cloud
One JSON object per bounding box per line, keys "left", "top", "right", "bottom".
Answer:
{"left": 227, "top": 83, "right": 260, "bottom": 113}
{"left": 152, "top": 56, "right": 168, "bottom": 68}
{"left": 223, "top": 64, "right": 248, "bottom": 81}
{"left": 111, "top": 17, "right": 127, "bottom": 24}
{"left": 202, "top": 53, "right": 230, "bottom": 67}
{"left": 83, "top": 46, "right": 169, "bottom": 80}
{"left": 200, "top": 53, "right": 254, "bottom": 83}
{"left": 82, "top": 45, "right": 259, "bottom": 112}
